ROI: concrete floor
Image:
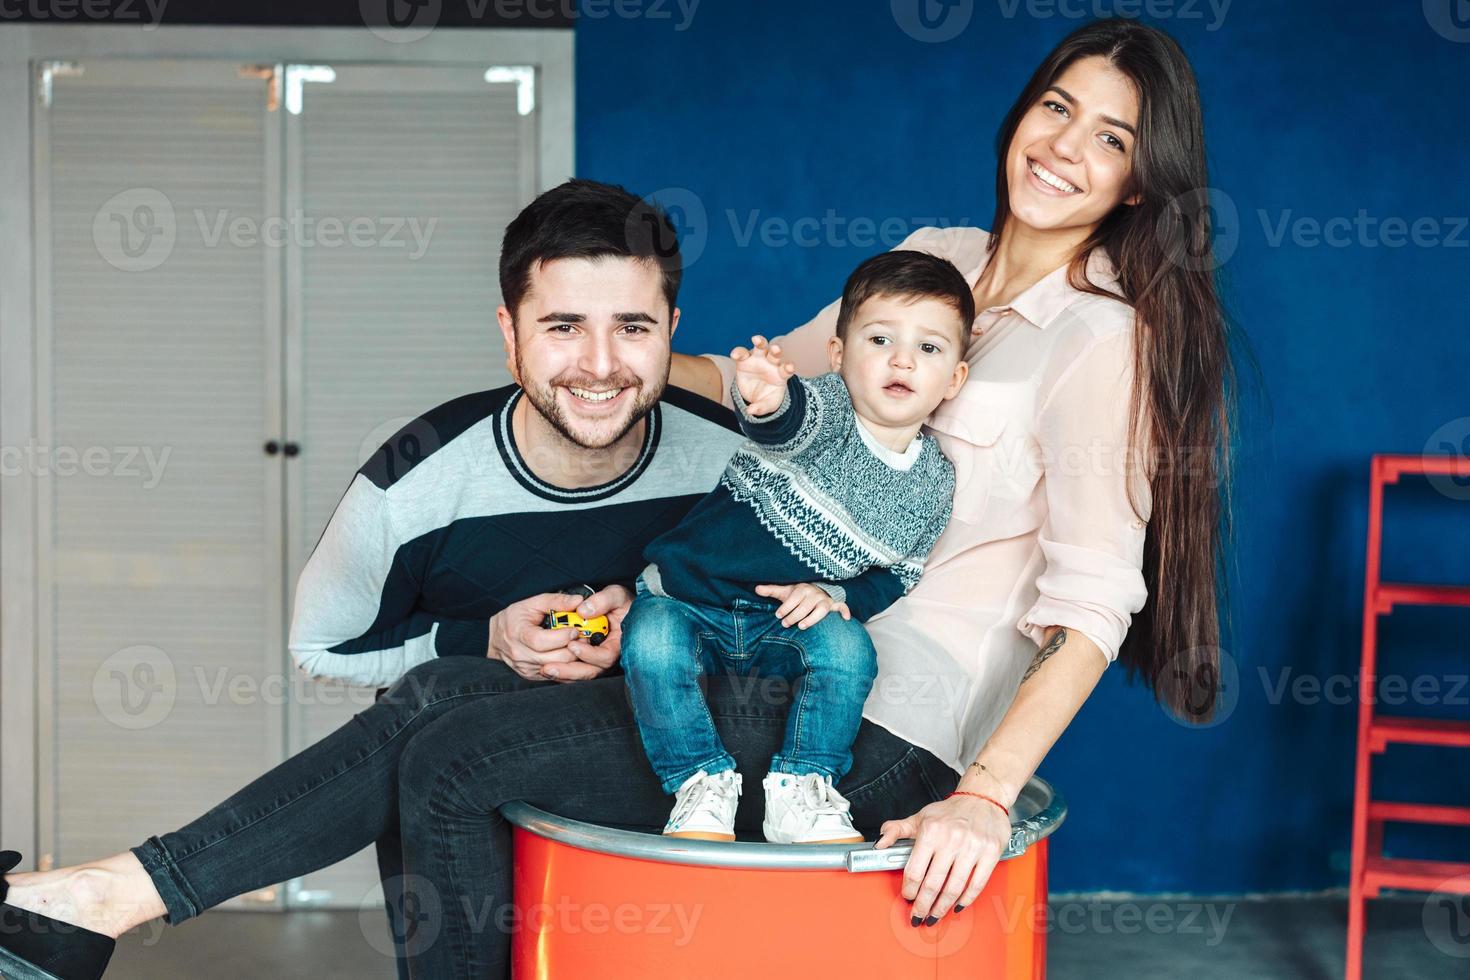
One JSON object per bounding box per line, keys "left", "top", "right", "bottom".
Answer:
{"left": 99, "top": 894, "right": 1457, "bottom": 979}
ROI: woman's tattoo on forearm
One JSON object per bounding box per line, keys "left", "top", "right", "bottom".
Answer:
{"left": 1022, "top": 627, "right": 1068, "bottom": 684}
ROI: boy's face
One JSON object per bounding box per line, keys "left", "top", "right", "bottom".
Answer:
{"left": 827, "top": 294, "right": 969, "bottom": 432}
{"left": 497, "top": 255, "right": 677, "bottom": 449}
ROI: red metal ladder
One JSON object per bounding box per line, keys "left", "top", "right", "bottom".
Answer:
{"left": 1346, "top": 453, "right": 1470, "bottom": 979}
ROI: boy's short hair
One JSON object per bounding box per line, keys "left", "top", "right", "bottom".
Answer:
{"left": 834, "top": 250, "right": 976, "bottom": 345}
{"left": 499, "top": 178, "right": 681, "bottom": 319}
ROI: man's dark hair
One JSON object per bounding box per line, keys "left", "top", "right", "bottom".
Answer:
{"left": 834, "top": 250, "right": 975, "bottom": 344}
{"left": 499, "top": 178, "right": 682, "bottom": 320}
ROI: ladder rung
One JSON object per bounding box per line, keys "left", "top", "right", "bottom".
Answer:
{"left": 1368, "top": 717, "right": 1470, "bottom": 752}
{"left": 1363, "top": 855, "right": 1470, "bottom": 895}
{"left": 1369, "top": 800, "right": 1470, "bottom": 827}
{"left": 1376, "top": 453, "right": 1470, "bottom": 482}
{"left": 1372, "top": 582, "right": 1470, "bottom": 612}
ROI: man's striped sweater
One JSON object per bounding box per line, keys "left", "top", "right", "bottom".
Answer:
{"left": 287, "top": 384, "right": 745, "bottom": 688}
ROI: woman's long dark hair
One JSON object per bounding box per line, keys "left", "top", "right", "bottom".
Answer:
{"left": 989, "top": 18, "right": 1238, "bottom": 723}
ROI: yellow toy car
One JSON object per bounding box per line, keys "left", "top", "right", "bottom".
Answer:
{"left": 542, "top": 610, "right": 610, "bottom": 645}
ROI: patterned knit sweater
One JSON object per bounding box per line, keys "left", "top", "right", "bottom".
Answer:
{"left": 642, "top": 371, "right": 956, "bottom": 622}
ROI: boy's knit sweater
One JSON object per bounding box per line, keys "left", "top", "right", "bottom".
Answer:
{"left": 642, "top": 371, "right": 956, "bottom": 622}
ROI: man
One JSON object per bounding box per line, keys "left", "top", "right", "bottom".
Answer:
{"left": 284, "top": 177, "right": 745, "bottom": 974}
{"left": 289, "top": 178, "right": 741, "bottom": 688}
{"left": 0, "top": 177, "right": 950, "bottom": 980}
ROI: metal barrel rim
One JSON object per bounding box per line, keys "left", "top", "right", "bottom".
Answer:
{"left": 501, "top": 775, "right": 1066, "bottom": 873}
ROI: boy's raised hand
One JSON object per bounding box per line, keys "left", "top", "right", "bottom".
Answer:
{"left": 730, "top": 334, "right": 796, "bottom": 416}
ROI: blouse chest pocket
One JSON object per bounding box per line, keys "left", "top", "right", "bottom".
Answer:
{"left": 922, "top": 395, "right": 1010, "bottom": 527}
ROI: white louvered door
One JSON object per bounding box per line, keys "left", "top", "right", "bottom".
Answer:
{"left": 282, "top": 64, "right": 527, "bottom": 908}
{"left": 34, "top": 59, "right": 286, "bottom": 908}
{"left": 35, "top": 59, "right": 536, "bottom": 911}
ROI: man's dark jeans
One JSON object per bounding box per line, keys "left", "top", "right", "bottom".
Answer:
{"left": 130, "top": 657, "right": 958, "bottom": 979}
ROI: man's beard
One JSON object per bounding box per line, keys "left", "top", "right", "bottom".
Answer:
{"left": 516, "top": 358, "right": 665, "bottom": 450}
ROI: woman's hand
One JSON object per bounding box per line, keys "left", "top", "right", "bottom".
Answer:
{"left": 874, "top": 793, "right": 1011, "bottom": 924}
{"left": 730, "top": 335, "right": 796, "bottom": 416}
{"left": 754, "top": 582, "right": 851, "bottom": 629}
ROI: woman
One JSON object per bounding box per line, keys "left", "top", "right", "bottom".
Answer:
{"left": 388, "top": 14, "right": 1235, "bottom": 976}
{"left": 1, "top": 17, "right": 1232, "bottom": 980}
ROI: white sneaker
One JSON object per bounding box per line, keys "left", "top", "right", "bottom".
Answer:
{"left": 762, "top": 771, "right": 865, "bottom": 844}
{"left": 663, "top": 769, "right": 742, "bottom": 841}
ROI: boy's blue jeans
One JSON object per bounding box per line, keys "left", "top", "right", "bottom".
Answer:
{"left": 621, "top": 575, "right": 879, "bottom": 794}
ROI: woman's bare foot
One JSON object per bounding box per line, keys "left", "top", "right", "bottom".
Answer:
{"left": 3, "top": 851, "right": 166, "bottom": 939}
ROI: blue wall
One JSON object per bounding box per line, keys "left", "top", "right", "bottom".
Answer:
{"left": 576, "top": 1, "right": 1470, "bottom": 893}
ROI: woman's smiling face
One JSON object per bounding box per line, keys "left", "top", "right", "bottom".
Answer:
{"left": 1005, "top": 54, "right": 1142, "bottom": 233}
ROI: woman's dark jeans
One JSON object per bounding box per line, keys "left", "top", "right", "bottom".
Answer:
{"left": 130, "top": 656, "right": 958, "bottom": 979}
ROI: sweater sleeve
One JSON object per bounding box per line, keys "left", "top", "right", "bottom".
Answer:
{"left": 728, "top": 373, "right": 845, "bottom": 456}
{"left": 730, "top": 372, "right": 807, "bottom": 446}
{"left": 287, "top": 473, "right": 488, "bottom": 689}
{"left": 820, "top": 566, "right": 908, "bottom": 623}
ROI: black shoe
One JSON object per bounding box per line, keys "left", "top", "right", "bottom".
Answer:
{"left": 0, "top": 851, "right": 115, "bottom": 980}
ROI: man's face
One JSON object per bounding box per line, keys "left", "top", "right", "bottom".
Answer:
{"left": 827, "top": 294, "right": 969, "bottom": 432}
{"left": 498, "top": 256, "right": 677, "bottom": 449}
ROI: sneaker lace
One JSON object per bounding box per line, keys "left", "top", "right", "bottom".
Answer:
{"left": 796, "top": 773, "right": 852, "bottom": 818}
{"left": 671, "top": 771, "right": 739, "bottom": 825}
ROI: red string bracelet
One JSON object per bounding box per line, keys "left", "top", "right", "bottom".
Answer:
{"left": 947, "top": 790, "right": 1009, "bottom": 818}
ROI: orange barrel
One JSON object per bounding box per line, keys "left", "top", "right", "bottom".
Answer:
{"left": 503, "top": 775, "right": 1065, "bottom": 979}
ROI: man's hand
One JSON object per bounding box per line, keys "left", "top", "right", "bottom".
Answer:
{"left": 487, "top": 586, "right": 631, "bottom": 683}
{"left": 730, "top": 335, "right": 796, "bottom": 417}
{"left": 543, "top": 584, "right": 634, "bottom": 683}
{"left": 754, "top": 582, "right": 852, "bottom": 629}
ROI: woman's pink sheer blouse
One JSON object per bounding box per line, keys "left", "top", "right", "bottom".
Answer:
{"left": 701, "top": 226, "right": 1150, "bottom": 774}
